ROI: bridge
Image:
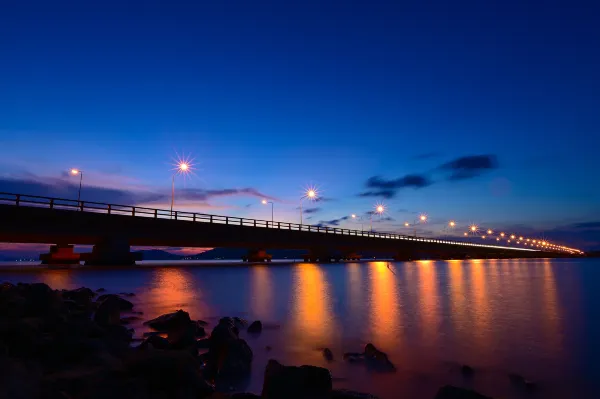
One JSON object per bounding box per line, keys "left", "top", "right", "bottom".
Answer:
{"left": 0, "top": 192, "right": 583, "bottom": 265}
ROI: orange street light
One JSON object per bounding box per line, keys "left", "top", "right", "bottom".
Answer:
{"left": 470, "top": 225, "right": 478, "bottom": 232}
{"left": 487, "top": 229, "right": 493, "bottom": 235}
{"left": 352, "top": 213, "right": 364, "bottom": 232}
{"left": 170, "top": 154, "right": 195, "bottom": 217}
{"left": 500, "top": 232, "right": 505, "bottom": 237}
{"left": 449, "top": 221, "right": 456, "bottom": 227}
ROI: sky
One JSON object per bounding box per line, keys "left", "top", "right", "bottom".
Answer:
{"left": 1, "top": 0, "right": 599, "bottom": 255}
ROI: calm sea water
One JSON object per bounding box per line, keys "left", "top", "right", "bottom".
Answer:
{"left": 1, "top": 258, "right": 599, "bottom": 398}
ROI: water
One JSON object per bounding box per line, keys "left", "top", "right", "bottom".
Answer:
{"left": 1, "top": 258, "right": 598, "bottom": 398}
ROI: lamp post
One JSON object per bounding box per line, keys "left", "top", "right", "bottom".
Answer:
{"left": 411, "top": 214, "right": 427, "bottom": 237}
{"left": 262, "top": 199, "right": 274, "bottom": 224}
{"left": 70, "top": 169, "right": 83, "bottom": 203}
{"left": 371, "top": 204, "right": 385, "bottom": 232}
{"left": 351, "top": 214, "right": 364, "bottom": 231}
{"left": 171, "top": 161, "right": 191, "bottom": 217}
{"left": 300, "top": 188, "right": 317, "bottom": 225}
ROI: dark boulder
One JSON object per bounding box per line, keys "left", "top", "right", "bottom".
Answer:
{"left": 96, "top": 288, "right": 106, "bottom": 293}
{"left": 124, "top": 349, "right": 214, "bottom": 397}
{"left": 261, "top": 359, "right": 332, "bottom": 399}
{"left": 323, "top": 348, "right": 334, "bottom": 362}
{"left": 139, "top": 334, "right": 169, "bottom": 350}
{"left": 144, "top": 310, "right": 191, "bottom": 331}
{"left": 434, "top": 385, "right": 492, "bottom": 399}
{"left": 20, "top": 283, "right": 62, "bottom": 317}
{"left": 233, "top": 317, "right": 248, "bottom": 328}
{"left": 94, "top": 296, "right": 122, "bottom": 327}
{"left": 62, "top": 287, "right": 96, "bottom": 305}
{"left": 247, "top": 320, "right": 262, "bottom": 334}
{"left": 193, "top": 320, "right": 206, "bottom": 337}
{"left": 167, "top": 322, "right": 199, "bottom": 351}
{"left": 363, "top": 343, "right": 395, "bottom": 372}
{"left": 331, "top": 389, "right": 380, "bottom": 398}
{"left": 96, "top": 294, "right": 134, "bottom": 311}
{"left": 461, "top": 364, "right": 474, "bottom": 377}
{"left": 217, "top": 338, "right": 253, "bottom": 377}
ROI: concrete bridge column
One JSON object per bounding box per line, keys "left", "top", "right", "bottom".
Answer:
{"left": 242, "top": 249, "right": 272, "bottom": 262}
{"left": 302, "top": 248, "right": 341, "bottom": 263}
{"left": 40, "top": 244, "right": 80, "bottom": 265}
{"left": 81, "top": 238, "right": 141, "bottom": 266}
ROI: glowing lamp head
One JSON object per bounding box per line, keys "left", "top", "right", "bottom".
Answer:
{"left": 510, "top": 235, "right": 516, "bottom": 239}
{"left": 307, "top": 190, "right": 316, "bottom": 199}
{"left": 496, "top": 238, "right": 500, "bottom": 241}
{"left": 470, "top": 225, "right": 477, "bottom": 232}
{"left": 261, "top": 199, "right": 267, "bottom": 205}
{"left": 519, "top": 236, "right": 524, "bottom": 241}
{"left": 179, "top": 163, "right": 189, "bottom": 172}
{"left": 487, "top": 229, "right": 492, "bottom": 235}
{"left": 449, "top": 221, "right": 456, "bottom": 227}
{"left": 482, "top": 235, "right": 486, "bottom": 239}
{"left": 500, "top": 232, "right": 505, "bottom": 237}
{"left": 71, "top": 169, "right": 80, "bottom": 175}
{"left": 420, "top": 214, "right": 427, "bottom": 222}
{"left": 464, "top": 232, "right": 468, "bottom": 236}
{"left": 404, "top": 222, "right": 410, "bottom": 227}
{"left": 376, "top": 205, "right": 384, "bottom": 214}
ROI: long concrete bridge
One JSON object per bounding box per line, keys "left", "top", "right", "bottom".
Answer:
{"left": 0, "top": 193, "right": 581, "bottom": 265}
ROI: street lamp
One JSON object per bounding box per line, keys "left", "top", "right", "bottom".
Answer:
{"left": 351, "top": 214, "right": 364, "bottom": 231}
{"left": 262, "top": 199, "right": 274, "bottom": 224}
{"left": 300, "top": 188, "right": 317, "bottom": 225}
{"left": 70, "top": 169, "right": 83, "bottom": 202}
{"left": 171, "top": 161, "right": 192, "bottom": 216}
{"left": 370, "top": 204, "right": 385, "bottom": 232}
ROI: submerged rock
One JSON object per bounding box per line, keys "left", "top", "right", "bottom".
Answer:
{"left": 363, "top": 343, "right": 395, "bottom": 372}
{"left": 434, "top": 385, "right": 492, "bottom": 399}
{"left": 206, "top": 317, "right": 253, "bottom": 379}
{"left": 247, "top": 320, "right": 262, "bottom": 334}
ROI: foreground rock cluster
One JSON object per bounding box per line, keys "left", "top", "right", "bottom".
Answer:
{"left": 0, "top": 282, "right": 493, "bottom": 399}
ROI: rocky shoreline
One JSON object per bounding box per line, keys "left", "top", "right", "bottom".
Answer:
{"left": 0, "top": 282, "right": 495, "bottom": 399}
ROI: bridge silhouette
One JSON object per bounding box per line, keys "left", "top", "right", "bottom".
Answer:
{"left": 0, "top": 193, "right": 582, "bottom": 265}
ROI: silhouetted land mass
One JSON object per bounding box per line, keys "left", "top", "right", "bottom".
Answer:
{"left": 585, "top": 250, "right": 600, "bottom": 258}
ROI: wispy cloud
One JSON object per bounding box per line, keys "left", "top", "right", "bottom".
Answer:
{"left": 358, "top": 174, "right": 431, "bottom": 198}
{"left": 438, "top": 154, "right": 498, "bottom": 181}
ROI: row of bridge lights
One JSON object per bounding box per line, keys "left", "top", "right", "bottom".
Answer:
{"left": 69, "top": 164, "right": 582, "bottom": 255}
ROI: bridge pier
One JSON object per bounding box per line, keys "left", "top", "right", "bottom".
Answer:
{"left": 242, "top": 249, "right": 272, "bottom": 262}
{"left": 81, "top": 238, "right": 141, "bottom": 266}
{"left": 393, "top": 250, "right": 417, "bottom": 262}
{"left": 40, "top": 244, "right": 81, "bottom": 265}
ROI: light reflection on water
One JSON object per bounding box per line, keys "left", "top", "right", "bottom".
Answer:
{"left": 0, "top": 259, "right": 596, "bottom": 398}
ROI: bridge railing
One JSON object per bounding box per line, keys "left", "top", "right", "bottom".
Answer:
{"left": 0, "top": 192, "right": 565, "bottom": 253}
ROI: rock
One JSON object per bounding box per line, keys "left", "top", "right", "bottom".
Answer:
{"left": 323, "top": 348, "right": 334, "bottom": 362}
{"left": 20, "top": 283, "right": 62, "bottom": 317}
{"left": 139, "top": 334, "right": 169, "bottom": 350}
{"left": 193, "top": 321, "right": 206, "bottom": 337}
{"left": 363, "top": 343, "right": 395, "bottom": 372}
{"left": 210, "top": 318, "right": 240, "bottom": 350}
{"left": 233, "top": 317, "right": 248, "bottom": 328}
{"left": 144, "top": 310, "right": 191, "bottom": 331}
{"left": 96, "top": 288, "right": 106, "bottom": 293}
{"left": 262, "top": 359, "right": 332, "bottom": 399}
{"left": 197, "top": 319, "right": 209, "bottom": 326}
{"left": 167, "top": 321, "right": 199, "bottom": 351}
{"left": 247, "top": 320, "right": 262, "bottom": 334}
{"left": 434, "top": 385, "right": 492, "bottom": 399}
{"left": 331, "top": 389, "right": 380, "bottom": 399}
{"left": 62, "top": 287, "right": 96, "bottom": 305}
{"left": 125, "top": 349, "right": 214, "bottom": 397}
{"left": 197, "top": 338, "right": 211, "bottom": 349}
{"left": 461, "top": 364, "right": 474, "bottom": 377}
{"left": 96, "top": 294, "right": 134, "bottom": 311}
{"left": 94, "top": 296, "right": 122, "bottom": 327}
{"left": 218, "top": 338, "right": 253, "bottom": 377}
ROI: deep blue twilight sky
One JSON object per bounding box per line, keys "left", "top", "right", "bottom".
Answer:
{"left": 1, "top": 0, "right": 599, "bottom": 254}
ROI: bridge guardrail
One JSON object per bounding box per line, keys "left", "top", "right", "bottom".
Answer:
{"left": 0, "top": 192, "right": 562, "bottom": 253}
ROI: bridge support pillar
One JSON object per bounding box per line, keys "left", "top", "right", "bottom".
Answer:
{"left": 40, "top": 244, "right": 80, "bottom": 265}
{"left": 242, "top": 249, "right": 272, "bottom": 263}
{"left": 341, "top": 251, "right": 362, "bottom": 261}
{"left": 302, "top": 249, "right": 342, "bottom": 263}
{"left": 81, "top": 238, "right": 141, "bottom": 266}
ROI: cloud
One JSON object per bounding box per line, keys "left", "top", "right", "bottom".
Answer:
{"left": 303, "top": 207, "right": 322, "bottom": 214}
{"left": 314, "top": 196, "right": 335, "bottom": 202}
{"left": 317, "top": 216, "right": 350, "bottom": 226}
{"left": 439, "top": 155, "right": 498, "bottom": 181}
{"left": 358, "top": 174, "right": 431, "bottom": 198}
{"left": 357, "top": 190, "right": 397, "bottom": 199}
